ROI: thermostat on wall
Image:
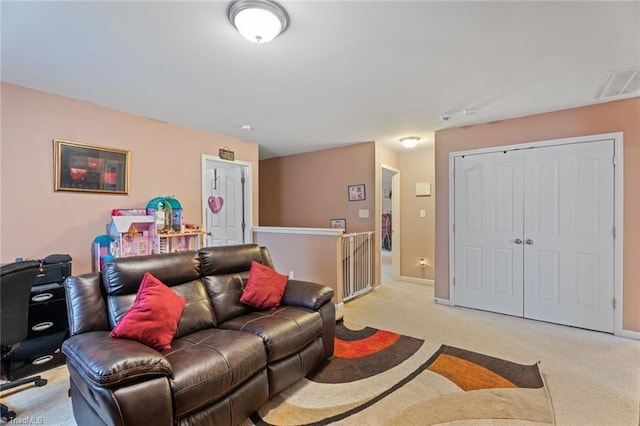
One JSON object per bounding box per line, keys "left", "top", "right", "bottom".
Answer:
{"left": 416, "top": 182, "right": 431, "bottom": 197}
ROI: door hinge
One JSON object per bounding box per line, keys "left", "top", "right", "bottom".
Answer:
{"left": 612, "top": 298, "right": 617, "bottom": 309}
{"left": 453, "top": 223, "right": 455, "bottom": 233}
{"left": 612, "top": 155, "right": 616, "bottom": 166}
{"left": 612, "top": 226, "right": 616, "bottom": 238}
{"left": 453, "top": 278, "right": 455, "bottom": 287}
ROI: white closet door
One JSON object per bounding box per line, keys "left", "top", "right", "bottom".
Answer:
{"left": 523, "top": 140, "right": 614, "bottom": 332}
{"left": 454, "top": 150, "right": 524, "bottom": 316}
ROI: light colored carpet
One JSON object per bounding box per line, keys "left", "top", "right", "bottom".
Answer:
{"left": 2, "top": 278, "right": 638, "bottom": 425}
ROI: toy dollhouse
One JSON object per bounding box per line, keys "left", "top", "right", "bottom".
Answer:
{"left": 95, "top": 197, "right": 206, "bottom": 270}
{"left": 107, "top": 215, "right": 156, "bottom": 257}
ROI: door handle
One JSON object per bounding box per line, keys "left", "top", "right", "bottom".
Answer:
{"left": 525, "top": 239, "right": 534, "bottom": 245}
{"left": 514, "top": 238, "right": 523, "bottom": 244}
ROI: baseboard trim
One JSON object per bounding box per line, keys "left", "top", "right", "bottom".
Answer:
{"left": 397, "top": 276, "right": 434, "bottom": 286}
{"left": 434, "top": 298, "right": 452, "bottom": 306}
{"left": 618, "top": 328, "right": 640, "bottom": 341}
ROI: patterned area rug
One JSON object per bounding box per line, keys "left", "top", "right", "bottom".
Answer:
{"left": 246, "top": 322, "right": 555, "bottom": 425}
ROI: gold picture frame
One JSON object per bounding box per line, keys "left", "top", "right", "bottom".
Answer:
{"left": 54, "top": 139, "right": 130, "bottom": 194}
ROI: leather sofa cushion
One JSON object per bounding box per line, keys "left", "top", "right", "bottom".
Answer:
{"left": 219, "top": 307, "right": 323, "bottom": 363}
{"left": 203, "top": 274, "right": 251, "bottom": 324}
{"left": 172, "top": 280, "right": 216, "bottom": 338}
{"left": 62, "top": 332, "right": 172, "bottom": 388}
{"left": 164, "top": 328, "right": 266, "bottom": 418}
{"left": 199, "top": 244, "right": 269, "bottom": 275}
{"left": 102, "top": 251, "right": 200, "bottom": 296}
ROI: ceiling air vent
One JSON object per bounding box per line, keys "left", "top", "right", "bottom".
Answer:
{"left": 595, "top": 66, "right": 640, "bottom": 99}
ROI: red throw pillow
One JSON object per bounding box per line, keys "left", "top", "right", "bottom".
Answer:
{"left": 111, "top": 272, "right": 186, "bottom": 351}
{"left": 240, "top": 261, "right": 288, "bottom": 309}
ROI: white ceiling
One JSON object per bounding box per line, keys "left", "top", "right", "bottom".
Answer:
{"left": 2, "top": 1, "right": 639, "bottom": 159}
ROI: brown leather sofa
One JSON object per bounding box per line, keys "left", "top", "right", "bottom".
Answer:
{"left": 62, "top": 244, "right": 335, "bottom": 425}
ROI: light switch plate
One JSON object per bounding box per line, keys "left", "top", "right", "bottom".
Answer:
{"left": 359, "top": 209, "right": 369, "bottom": 218}
{"left": 416, "top": 182, "right": 431, "bottom": 196}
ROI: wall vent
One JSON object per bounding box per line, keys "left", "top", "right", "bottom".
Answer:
{"left": 595, "top": 66, "right": 640, "bottom": 99}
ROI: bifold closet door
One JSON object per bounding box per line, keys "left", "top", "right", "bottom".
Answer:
{"left": 453, "top": 150, "right": 524, "bottom": 317}
{"left": 523, "top": 141, "right": 614, "bottom": 333}
{"left": 454, "top": 140, "right": 615, "bottom": 332}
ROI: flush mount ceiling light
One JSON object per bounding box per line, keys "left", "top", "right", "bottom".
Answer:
{"left": 400, "top": 136, "right": 420, "bottom": 149}
{"left": 227, "top": 0, "right": 289, "bottom": 43}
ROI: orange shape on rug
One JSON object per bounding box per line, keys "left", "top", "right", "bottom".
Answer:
{"left": 335, "top": 330, "right": 400, "bottom": 358}
{"left": 428, "top": 354, "right": 517, "bottom": 391}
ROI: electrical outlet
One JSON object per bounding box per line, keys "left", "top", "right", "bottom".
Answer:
{"left": 288, "top": 271, "right": 294, "bottom": 279}
{"left": 419, "top": 258, "right": 426, "bottom": 268}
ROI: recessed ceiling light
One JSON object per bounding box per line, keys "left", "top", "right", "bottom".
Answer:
{"left": 240, "top": 124, "right": 253, "bottom": 131}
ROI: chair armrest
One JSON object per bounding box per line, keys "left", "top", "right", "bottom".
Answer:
{"left": 281, "top": 280, "right": 334, "bottom": 310}
{"left": 62, "top": 331, "right": 172, "bottom": 388}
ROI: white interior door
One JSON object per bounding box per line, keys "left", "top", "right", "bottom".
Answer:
{"left": 523, "top": 141, "right": 614, "bottom": 332}
{"left": 453, "top": 139, "right": 615, "bottom": 332}
{"left": 203, "top": 159, "right": 247, "bottom": 247}
{"left": 454, "top": 150, "right": 524, "bottom": 316}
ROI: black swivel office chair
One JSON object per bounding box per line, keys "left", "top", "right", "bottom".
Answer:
{"left": 1, "top": 260, "right": 48, "bottom": 422}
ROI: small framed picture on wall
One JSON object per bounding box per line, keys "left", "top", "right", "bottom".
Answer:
{"left": 348, "top": 184, "right": 366, "bottom": 201}
{"left": 330, "top": 218, "right": 346, "bottom": 230}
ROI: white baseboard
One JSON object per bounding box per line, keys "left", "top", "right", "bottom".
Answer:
{"left": 397, "top": 276, "right": 434, "bottom": 286}
{"left": 434, "top": 297, "right": 452, "bottom": 306}
{"left": 617, "top": 328, "right": 640, "bottom": 341}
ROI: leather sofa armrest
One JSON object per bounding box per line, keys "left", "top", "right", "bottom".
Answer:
{"left": 62, "top": 331, "right": 172, "bottom": 388}
{"left": 281, "top": 280, "right": 334, "bottom": 310}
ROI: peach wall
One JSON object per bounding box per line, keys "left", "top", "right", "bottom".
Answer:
{"left": 259, "top": 143, "right": 375, "bottom": 233}
{"left": 434, "top": 97, "right": 640, "bottom": 332}
{"left": 0, "top": 83, "right": 259, "bottom": 274}
{"left": 399, "top": 144, "right": 435, "bottom": 280}
{"left": 253, "top": 230, "right": 341, "bottom": 302}
{"left": 259, "top": 141, "right": 438, "bottom": 288}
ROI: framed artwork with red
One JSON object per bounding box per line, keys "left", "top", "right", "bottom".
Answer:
{"left": 54, "top": 139, "right": 130, "bottom": 194}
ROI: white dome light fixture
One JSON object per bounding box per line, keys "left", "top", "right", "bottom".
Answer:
{"left": 227, "top": 0, "right": 289, "bottom": 43}
{"left": 400, "top": 136, "right": 420, "bottom": 149}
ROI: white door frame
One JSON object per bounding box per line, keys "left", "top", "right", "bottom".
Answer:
{"left": 448, "top": 132, "right": 624, "bottom": 336}
{"left": 380, "top": 164, "right": 401, "bottom": 280}
{"left": 201, "top": 154, "right": 253, "bottom": 245}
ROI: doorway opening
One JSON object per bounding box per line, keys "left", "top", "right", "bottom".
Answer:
{"left": 380, "top": 165, "right": 400, "bottom": 283}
